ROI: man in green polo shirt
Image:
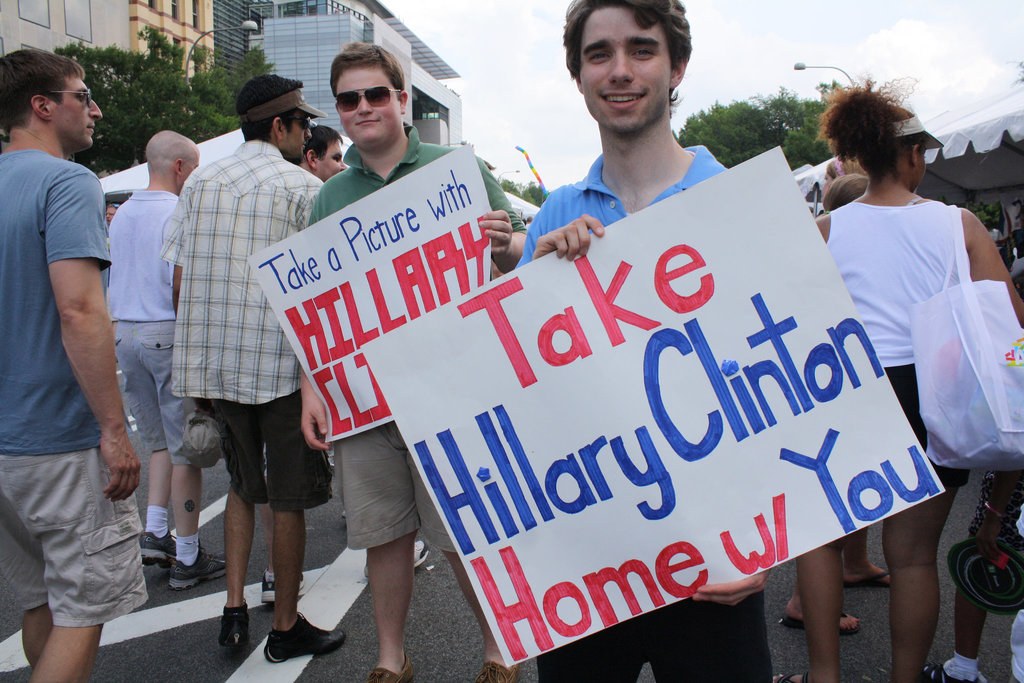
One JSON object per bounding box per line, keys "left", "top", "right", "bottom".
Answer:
{"left": 300, "top": 43, "right": 525, "bottom": 683}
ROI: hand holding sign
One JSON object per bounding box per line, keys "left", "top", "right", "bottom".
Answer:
{"left": 533, "top": 214, "right": 606, "bottom": 261}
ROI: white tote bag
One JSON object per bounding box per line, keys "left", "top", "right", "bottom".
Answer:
{"left": 910, "top": 204, "right": 1024, "bottom": 470}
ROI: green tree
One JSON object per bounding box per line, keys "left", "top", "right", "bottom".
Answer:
{"left": 676, "top": 87, "right": 831, "bottom": 169}
{"left": 56, "top": 29, "right": 272, "bottom": 175}
{"left": 500, "top": 178, "right": 546, "bottom": 207}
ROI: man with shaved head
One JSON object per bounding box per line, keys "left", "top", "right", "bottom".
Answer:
{"left": 109, "top": 130, "right": 226, "bottom": 590}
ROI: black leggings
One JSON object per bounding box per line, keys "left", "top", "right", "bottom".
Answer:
{"left": 884, "top": 363, "right": 969, "bottom": 489}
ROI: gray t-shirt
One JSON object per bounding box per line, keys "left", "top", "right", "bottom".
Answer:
{"left": 0, "top": 150, "right": 109, "bottom": 455}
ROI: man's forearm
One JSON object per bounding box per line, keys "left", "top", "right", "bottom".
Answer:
{"left": 61, "top": 303, "right": 127, "bottom": 435}
{"left": 50, "top": 259, "right": 127, "bottom": 436}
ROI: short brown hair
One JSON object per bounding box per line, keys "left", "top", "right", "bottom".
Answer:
{"left": 0, "top": 49, "right": 85, "bottom": 132}
{"left": 563, "top": 0, "right": 692, "bottom": 82}
{"left": 329, "top": 43, "right": 405, "bottom": 96}
{"left": 823, "top": 173, "right": 868, "bottom": 212}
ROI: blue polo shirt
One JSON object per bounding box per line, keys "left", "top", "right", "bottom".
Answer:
{"left": 518, "top": 146, "right": 725, "bottom": 265}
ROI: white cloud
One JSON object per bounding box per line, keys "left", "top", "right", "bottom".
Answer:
{"left": 383, "top": 0, "right": 1023, "bottom": 191}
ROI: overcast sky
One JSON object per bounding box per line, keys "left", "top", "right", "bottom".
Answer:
{"left": 381, "top": 0, "right": 1023, "bottom": 191}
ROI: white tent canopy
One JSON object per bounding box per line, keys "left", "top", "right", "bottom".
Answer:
{"left": 918, "top": 85, "right": 1024, "bottom": 204}
{"left": 504, "top": 191, "right": 540, "bottom": 219}
{"left": 100, "top": 129, "right": 245, "bottom": 197}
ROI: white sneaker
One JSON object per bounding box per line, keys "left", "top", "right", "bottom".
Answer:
{"left": 414, "top": 540, "right": 429, "bottom": 568}
{"left": 362, "top": 540, "right": 430, "bottom": 578}
{"left": 261, "top": 571, "right": 306, "bottom": 604}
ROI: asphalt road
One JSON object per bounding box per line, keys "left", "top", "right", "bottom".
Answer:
{"left": 0, "top": 427, "right": 1015, "bottom": 682}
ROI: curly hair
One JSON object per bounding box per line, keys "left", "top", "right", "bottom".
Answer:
{"left": 819, "top": 80, "right": 930, "bottom": 178}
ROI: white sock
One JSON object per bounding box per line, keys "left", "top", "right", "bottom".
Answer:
{"left": 146, "top": 506, "right": 168, "bottom": 537}
{"left": 264, "top": 569, "right": 275, "bottom": 582}
{"left": 947, "top": 653, "right": 980, "bottom": 681}
{"left": 176, "top": 533, "right": 199, "bottom": 566}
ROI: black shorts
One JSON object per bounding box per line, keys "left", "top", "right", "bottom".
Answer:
{"left": 214, "top": 391, "right": 333, "bottom": 511}
{"left": 884, "top": 364, "right": 969, "bottom": 489}
{"left": 535, "top": 593, "right": 771, "bottom": 682}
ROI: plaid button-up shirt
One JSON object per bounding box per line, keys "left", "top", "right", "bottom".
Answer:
{"left": 162, "top": 140, "right": 322, "bottom": 404}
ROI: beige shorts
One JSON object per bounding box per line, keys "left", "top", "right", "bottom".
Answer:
{"left": 0, "top": 448, "right": 148, "bottom": 627}
{"left": 338, "top": 422, "right": 454, "bottom": 552}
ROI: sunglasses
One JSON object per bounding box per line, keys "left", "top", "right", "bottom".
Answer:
{"left": 334, "top": 86, "right": 401, "bottom": 112}
{"left": 47, "top": 88, "right": 92, "bottom": 108}
{"left": 281, "top": 115, "right": 317, "bottom": 130}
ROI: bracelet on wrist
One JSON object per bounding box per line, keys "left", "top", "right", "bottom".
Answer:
{"left": 985, "top": 501, "right": 1006, "bottom": 519}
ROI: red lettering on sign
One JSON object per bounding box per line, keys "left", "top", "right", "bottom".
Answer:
{"left": 460, "top": 220, "right": 490, "bottom": 287}
{"left": 313, "top": 366, "right": 350, "bottom": 436}
{"left": 471, "top": 547, "right": 554, "bottom": 661}
{"left": 542, "top": 582, "right": 592, "bottom": 638}
{"left": 654, "top": 541, "right": 708, "bottom": 598}
{"left": 720, "top": 512, "right": 777, "bottom": 574}
{"left": 314, "top": 288, "right": 355, "bottom": 362}
{"left": 286, "top": 299, "right": 328, "bottom": 369}
{"left": 575, "top": 257, "right": 660, "bottom": 346}
{"left": 423, "top": 231, "right": 469, "bottom": 305}
{"left": 339, "top": 282, "right": 380, "bottom": 349}
{"left": 393, "top": 247, "right": 437, "bottom": 320}
{"left": 582, "top": 560, "right": 665, "bottom": 628}
{"left": 654, "top": 244, "right": 714, "bottom": 314}
{"left": 537, "top": 307, "right": 592, "bottom": 367}
{"left": 354, "top": 352, "right": 391, "bottom": 422}
{"left": 365, "top": 268, "right": 407, "bottom": 334}
{"left": 459, "top": 278, "right": 536, "bottom": 388}
{"left": 331, "top": 359, "right": 375, "bottom": 431}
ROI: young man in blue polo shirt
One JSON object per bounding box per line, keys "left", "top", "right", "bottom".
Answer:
{"left": 518, "top": 1, "right": 772, "bottom": 680}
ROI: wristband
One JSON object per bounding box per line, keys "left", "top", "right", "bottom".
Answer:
{"left": 985, "top": 501, "right": 1006, "bottom": 519}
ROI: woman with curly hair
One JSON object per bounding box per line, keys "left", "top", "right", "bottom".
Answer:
{"left": 776, "top": 82, "right": 1024, "bottom": 683}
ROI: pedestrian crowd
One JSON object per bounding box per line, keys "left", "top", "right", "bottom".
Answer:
{"left": 2, "top": 0, "right": 1023, "bottom": 682}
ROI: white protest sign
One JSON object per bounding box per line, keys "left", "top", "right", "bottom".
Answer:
{"left": 248, "top": 145, "right": 492, "bottom": 438}
{"left": 360, "top": 149, "right": 943, "bottom": 663}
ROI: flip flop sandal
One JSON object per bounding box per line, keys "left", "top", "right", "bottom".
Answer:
{"left": 778, "top": 613, "right": 860, "bottom": 635}
{"left": 843, "top": 570, "right": 890, "bottom": 588}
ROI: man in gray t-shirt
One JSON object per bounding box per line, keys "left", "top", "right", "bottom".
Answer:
{"left": 0, "top": 48, "right": 145, "bottom": 681}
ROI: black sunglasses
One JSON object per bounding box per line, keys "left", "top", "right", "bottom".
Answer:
{"left": 334, "top": 86, "right": 401, "bottom": 112}
{"left": 281, "top": 115, "right": 317, "bottom": 130}
{"left": 47, "top": 88, "right": 92, "bottom": 108}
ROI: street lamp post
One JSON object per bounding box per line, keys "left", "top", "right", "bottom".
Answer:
{"left": 793, "top": 62, "right": 855, "bottom": 86}
{"left": 185, "top": 20, "right": 259, "bottom": 85}
{"left": 499, "top": 170, "right": 521, "bottom": 183}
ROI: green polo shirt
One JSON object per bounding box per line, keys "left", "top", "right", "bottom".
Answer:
{"left": 310, "top": 125, "right": 525, "bottom": 235}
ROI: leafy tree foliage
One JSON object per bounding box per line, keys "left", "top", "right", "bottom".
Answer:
{"left": 500, "top": 178, "right": 547, "bottom": 207}
{"left": 56, "top": 29, "right": 272, "bottom": 175}
{"left": 675, "top": 87, "right": 832, "bottom": 169}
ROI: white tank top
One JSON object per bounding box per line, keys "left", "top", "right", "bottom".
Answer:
{"left": 827, "top": 200, "right": 959, "bottom": 366}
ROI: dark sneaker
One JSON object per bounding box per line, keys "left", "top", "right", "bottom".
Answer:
{"left": 140, "top": 532, "right": 176, "bottom": 567}
{"left": 264, "top": 613, "right": 345, "bottom": 663}
{"left": 169, "top": 549, "right": 226, "bottom": 590}
{"left": 919, "top": 662, "right": 987, "bottom": 683}
{"left": 219, "top": 603, "right": 249, "bottom": 648}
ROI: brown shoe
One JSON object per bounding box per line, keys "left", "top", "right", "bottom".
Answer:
{"left": 474, "top": 661, "right": 520, "bottom": 683}
{"left": 366, "top": 655, "right": 414, "bottom": 683}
